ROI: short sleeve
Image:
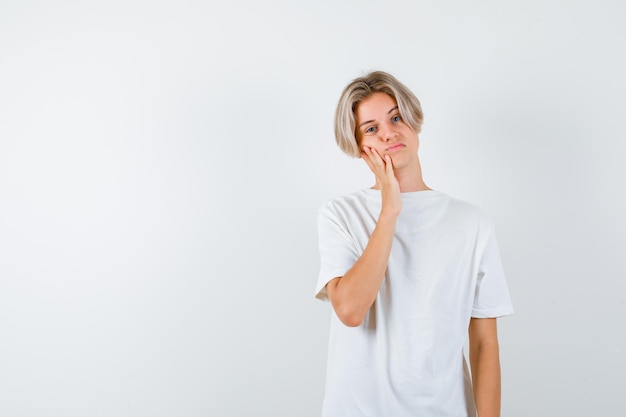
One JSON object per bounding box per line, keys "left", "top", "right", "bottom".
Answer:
{"left": 315, "top": 205, "right": 360, "bottom": 301}
{"left": 471, "top": 221, "right": 514, "bottom": 318}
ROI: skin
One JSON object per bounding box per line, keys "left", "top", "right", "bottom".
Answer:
{"left": 470, "top": 317, "right": 502, "bottom": 417}
{"left": 325, "top": 92, "right": 502, "bottom": 417}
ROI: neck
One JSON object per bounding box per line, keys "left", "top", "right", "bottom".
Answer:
{"left": 373, "top": 156, "right": 430, "bottom": 192}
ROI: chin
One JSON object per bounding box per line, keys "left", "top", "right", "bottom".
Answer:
{"left": 391, "top": 153, "right": 417, "bottom": 170}
{"left": 390, "top": 154, "right": 408, "bottom": 167}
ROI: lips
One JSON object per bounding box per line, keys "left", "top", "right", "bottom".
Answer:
{"left": 385, "top": 143, "right": 405, "bottom": 152}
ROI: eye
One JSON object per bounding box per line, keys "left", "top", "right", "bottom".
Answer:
{"left": 391, "top": 115, "right": 402, "bottom": 123}
{"left": 365, "top": 126, "right": 377, "bottom": 134}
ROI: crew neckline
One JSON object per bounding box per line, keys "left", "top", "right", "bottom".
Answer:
{"left": 361, "top": 188, "right": 444, "bottom": 200}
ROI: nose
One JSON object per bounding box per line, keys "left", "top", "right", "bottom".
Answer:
{"left": 379, "top": 123, "right": 396, "bottom": 142}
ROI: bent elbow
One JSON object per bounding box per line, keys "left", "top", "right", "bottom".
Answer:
{"left": 341, "top": 316, "right": 363, "bottom": 327}
{"left": 334, "top": 305, "right": 365, "bottom": 327}
{"left": 326, "top": 280, "right": 368, "bottom": 327}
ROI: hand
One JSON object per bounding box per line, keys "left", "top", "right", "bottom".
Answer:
{"left": 361, "top": 146, "right": 401, "bottom": 217}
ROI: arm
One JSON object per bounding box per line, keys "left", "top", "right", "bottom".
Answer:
{"left": 468, "top": 317, "right": 501, "bottom": 417}
{"left": 326, "top": 147, "right": 400, "bottom": 327}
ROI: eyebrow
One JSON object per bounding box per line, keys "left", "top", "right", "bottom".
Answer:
{"left": 358, "top": 106, "right": 399, "bottom": 128}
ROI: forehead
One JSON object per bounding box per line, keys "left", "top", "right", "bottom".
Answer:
{"left": 355, "top": 92, "right": 398, "bottom": 122}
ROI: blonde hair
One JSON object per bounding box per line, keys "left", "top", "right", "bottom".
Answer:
{"left": 334, "top": 71, "right": 424, "bottom": 157}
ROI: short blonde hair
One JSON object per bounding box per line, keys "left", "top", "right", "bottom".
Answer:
{"left": 334, "top": 71, "right": 424, "bottom": 157}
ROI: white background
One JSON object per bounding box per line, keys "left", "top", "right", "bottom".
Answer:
{"left": 1, "top": 0, "right": 625, "bottom": 416}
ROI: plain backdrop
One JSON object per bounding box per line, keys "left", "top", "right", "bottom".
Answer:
{"left": 1, "top": 0, "right": 625, "bottom": 416}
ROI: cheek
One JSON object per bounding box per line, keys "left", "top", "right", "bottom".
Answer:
{"left": 360, "top": 135, "right": 378, "bottom": 147}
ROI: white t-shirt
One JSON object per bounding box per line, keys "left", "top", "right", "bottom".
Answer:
{"left": 316, "top": 189, "right": 514, "bottom": 417}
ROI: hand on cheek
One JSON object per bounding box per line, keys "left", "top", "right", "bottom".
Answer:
{"left": 362, "top": 146, "right": 393, "bottom": 178}
{"left": 361, "top": 146, "right": 401, "bottom": 215}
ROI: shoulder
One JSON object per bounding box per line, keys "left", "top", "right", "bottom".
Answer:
{"left": 318, "top": 189, "right": 373, "bottom": 217}
{"left": 443, "top": 194, "right": 495, "bottom": 234}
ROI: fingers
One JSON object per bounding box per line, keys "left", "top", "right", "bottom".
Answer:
{"left": 361, "top": 148, "right": 382, "bottom": 176}
{"left": 362, "top": 146, "right": 390, "bottom": 176}
{"left": 362, "top": 146, "right": 383, "bottom": 166}
{"left": 384, "top": 154, "right": 394, "bottom": 175}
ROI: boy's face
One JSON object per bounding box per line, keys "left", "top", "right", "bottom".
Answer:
{"left": 355, "top": 92, "right": 419, "bottom": 171}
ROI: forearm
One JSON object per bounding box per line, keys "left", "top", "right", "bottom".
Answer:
{"left": 470, "top": 341, "right": 501, "bottom": 417}
{"left": 327, "top": 212, "right": 397, "bottom": 326}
